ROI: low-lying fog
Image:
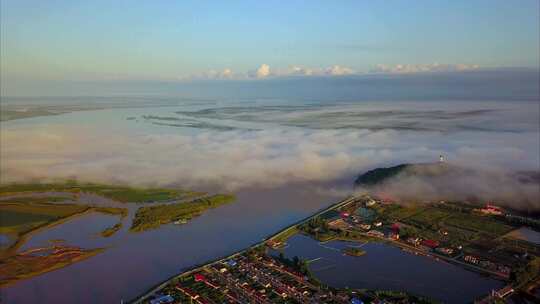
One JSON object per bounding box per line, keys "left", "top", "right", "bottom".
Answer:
{"left": 1, "top": 98, "right": 539, "bottom": 210}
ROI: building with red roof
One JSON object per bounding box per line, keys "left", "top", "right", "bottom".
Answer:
{"left": 421, "top": 239, "right": 440, "bottom": 249}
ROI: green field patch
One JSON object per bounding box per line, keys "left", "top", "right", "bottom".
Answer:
{"left": 319, "top": 209, "right": 340, "bottom": 220}
{"left": 403, "top": 207, "right": 452, "bottom": 229}
{"left": 0, "top": 202, "right": 90, "bottom": 236}
{"left": 0, "top": 182, "right": 203, "bottom": 203}
{"left": 0, "top": 210, "right": 55, "bottom": 228}
{"left": 383, "top": 205, "right": 424, "bottom": 221}
{"left": 444, "top": 213, "right": 514, "bottom": 236}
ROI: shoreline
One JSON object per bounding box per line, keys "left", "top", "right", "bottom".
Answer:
{"left": 129, "top": 194, "right": 514, "bottom": 303}
{"left": 129, "top": 196, "right": 357, "bottom": 303}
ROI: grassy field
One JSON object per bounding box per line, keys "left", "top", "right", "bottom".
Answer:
{"left": 0, "top": 182, "right": 203, "bottom": 203}
{"left": 271, "top": 226, "right": 299, "bottom": 243}
{"left": 0, "top": 202, "right": 90, "bottom": 237}
{"left": 130, "top": 194, "right": 235, "bottom": 232}
{"left": 444, "top": 213, "right": 514, "bottom": 236}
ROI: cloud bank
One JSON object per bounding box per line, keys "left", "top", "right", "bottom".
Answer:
{"left": 184, "top": 63, "right": 484, "bottom": 81}
{"left": 371, "top": 63, "right": 480, "bottom": 74}
{"left": 356, "top": 164, "right": 540, "bottom": 211}
{"left": 0, "top": 100, "right": 537, "bottom": 210}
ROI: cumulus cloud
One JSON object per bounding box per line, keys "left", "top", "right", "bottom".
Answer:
{"left": 250, "top": 64, "right": 355, "bottom": 78}
{"left": 325, "top": 65, "right": 355, "bottom": 76}
{"left": 371, "top": 63, "right": 480, "bottom": 74}
{"left": 254, "top": 64, "right": 271, "bottom": 78}
{"left": 183, "top": 68, "right": 236, "bottom": 80}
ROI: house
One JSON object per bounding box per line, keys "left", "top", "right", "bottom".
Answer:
{"left": 479, "top": 203, "right": 503, "bottom": 215}
{"left": 367, "top": 230, "right": 385, "bottom": 238}
{"left": 150, "top": 294, "right": 174, "bottom": 304}
{"left": 194, "top": 273, "right": 207, "bottom": 282}
{"left": 351, "top": 297, "right": 364, "bottom": 304}
{"left": 388, "top": 232, "right": 400, "bottom": 240}
{"left": 421, "top": 239, "right": 439, "bottom": 249}
{"left": 358, "top": 224, "right": 371, "bottom": 230}
{"left": 374, "top": 221, "right": 383, "bottom": 227}
{"left": 464, "top": 255, "right": 479, "bottom": 264}
{"left": 365, "top": 199, "right": 377, "bottom": 207}
{"left": 266, "top": 240, "right": 283, "bottom": 249}
{"left": 328, "top": 218, "right": 349, "bottom": 230}
{"left": 407, "top": 237, "right": 421, "bottom": 246}
{"left": 435, "top": 247, "right": 454, "bottom": 256}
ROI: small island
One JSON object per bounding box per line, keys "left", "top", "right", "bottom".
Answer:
{"left": 343, "top": 246, "right": 366, "bottom": 257}
{"left": 130, "top": 194, "right": 236, "bottom": 232}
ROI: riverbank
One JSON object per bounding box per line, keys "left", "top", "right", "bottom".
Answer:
{"left": 129, "top": 196, "right": 357, "bottom": 303}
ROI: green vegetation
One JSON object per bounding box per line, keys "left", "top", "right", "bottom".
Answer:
{"left": 343, "top": 247, "right": 366, "bottom": 257}
{"left": 94, "top": 207, "right": 128, "bottom": 217}
{"left": 95, "top": 207, "right": 127, "bottom": 237}
{"left": 0, "top": 198, "right": 128, "bottom": 255}
{"left": 299, "top": 216, "right": 337, "bottom": 242}
{"left": 100, "top": 223, "right": 123, "bottom": 237}
{"left": 354, "top": 164, "right": 409, "bottom": 186}
{"left": 370, "top": 290, "right": 440, "bottom": 304}
{"left": 444, "top": 213, "right": 514, "bottom": 236}
{"left": 0, "top": 196, "right": 72, "bottom": 204}
{"left": 276, "top": 254, "right": 321, "bottom": 286}
{"left": 0, "top": 182, "right": 203, "bottom": 203}
{"left": 130, "top": 194, "right": 235, "bottom": 232}
{"left": 0, "top": 201, "right": 91, "bottom": 258}
{"left": 0, "top": 202, "right": 90, "bottom": 238}
{"left": 271, "top": 226, "right": 298, "bottom": 243}
{"left": 0, "top": 109, "right": 62, "bottom": 122}
{"left": 511, "top": 257, "right": 540, "bottom": 289}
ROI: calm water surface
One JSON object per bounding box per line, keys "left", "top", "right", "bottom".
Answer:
{"left": 274, "top": 234, "right": 505, "bottom": 303}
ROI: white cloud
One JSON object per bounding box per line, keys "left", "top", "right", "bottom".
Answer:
{"left": 255, "top": 64, "right": 271, "bottom": 78}
{"left": 325, "top": 65, "right": 355, "bottom": 76}
{"left": 372, "top": 63, "right": 480, "bottom": 74}
{"left": 184, "top": 62, "right": 483, "bottom": 81}
{"left": 183, "top": 68, "right": 236, "bottom": 80}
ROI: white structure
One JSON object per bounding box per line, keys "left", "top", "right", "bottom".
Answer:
{"left": 439, "top": 155, "right": 445, "bottom": 163}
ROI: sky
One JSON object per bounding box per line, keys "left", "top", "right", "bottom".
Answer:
{"left": 1, "top": 1, "right": 539, "bottom": 96}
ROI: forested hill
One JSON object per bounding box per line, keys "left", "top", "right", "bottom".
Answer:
{"left": 354, "top": 164, "right": 411, "bottom": 186}
{"left": 354, "top": 162, "right": 454, "bottom": 187}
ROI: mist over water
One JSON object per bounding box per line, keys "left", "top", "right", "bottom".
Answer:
{"left": 1, "top": 95, "right": 539, "bottom": 210}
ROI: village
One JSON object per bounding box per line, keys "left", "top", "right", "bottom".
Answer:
{"left": 144, "top": 248, "right": 438, "bottom": 304}
{"left": 138, "top": 196, "right": 540, "bottom": 304}
{"left": 292, "top": 196, "right": 540, "bottom": 303}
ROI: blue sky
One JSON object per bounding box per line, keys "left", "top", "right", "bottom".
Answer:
{"left": 1, "top": 0, "right": 539, "bottom": 93}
